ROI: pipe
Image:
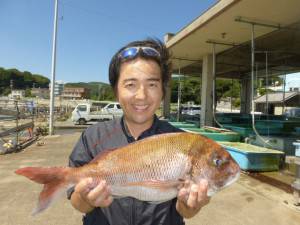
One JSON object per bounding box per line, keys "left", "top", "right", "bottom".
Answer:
{"left": 177, "top": 61, "right": 182, "bottom": 122}
{"left": 212, "top": 43, "right": 223, "bottom": 128}
{"left": 250, "top": 24, "right": 274, "bottom": 148}
{"left": 282, "top": 74, "right": 286, "bottom": 114}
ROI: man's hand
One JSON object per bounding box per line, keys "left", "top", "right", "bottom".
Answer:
{"left": 176, "top": 179, "right": 210, "bottom": 219}
{"left": 71, "top": 178, "right": 113, "bottom": 213}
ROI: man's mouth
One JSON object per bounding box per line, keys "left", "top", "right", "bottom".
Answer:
{"left": 133, "top": 104, "right": 149, "bottom": 111}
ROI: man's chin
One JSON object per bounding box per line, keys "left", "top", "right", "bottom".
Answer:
{"left": 127, "top": 115, "right": 154, "bottom": 125}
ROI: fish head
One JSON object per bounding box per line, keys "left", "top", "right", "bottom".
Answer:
{"left": 189, "top": 137, "right": 240, "bottom": 196}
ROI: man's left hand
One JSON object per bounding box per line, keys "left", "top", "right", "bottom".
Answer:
{"left": 176, "top": 179, "right": 210, "bottom": 219}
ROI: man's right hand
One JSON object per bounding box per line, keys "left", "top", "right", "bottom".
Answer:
{"left": 71, "top": 178, "right": 113, "bottom": 213}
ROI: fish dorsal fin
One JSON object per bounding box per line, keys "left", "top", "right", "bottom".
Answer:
{"left": 89, "top": 148, "right": 117, "bottom": 164}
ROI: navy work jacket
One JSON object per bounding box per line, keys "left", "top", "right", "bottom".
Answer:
{"left": 68, "top": 116, "right": 185, "bottom": 225}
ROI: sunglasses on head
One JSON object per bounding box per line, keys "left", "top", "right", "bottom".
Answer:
{"left": 118, "top": 46, "right": 160, "bottom": 60}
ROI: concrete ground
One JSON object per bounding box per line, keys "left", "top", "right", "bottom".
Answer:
{"left": 0, "top": 132, "right": 299, "bottom": 225}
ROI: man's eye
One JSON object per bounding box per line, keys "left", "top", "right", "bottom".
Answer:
{"left": 149, "top": 83, "right": 157, "bottom": 88}
{"left": 125, "top": 83, "right": 135, "bottom": 88}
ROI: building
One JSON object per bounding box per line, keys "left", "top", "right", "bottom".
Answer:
{"left": 9, "top": 89, "right": 25, "bottom": 99}
{"left": 31, "top": 88, "right": 49, "bottom": 99}
{"left": 255, "top": 91, "right": 300, "bottom": 115}
{"left": 163, "top": 0, "right": 300, "bottom": 126}
{"left": 61, "top": 87, "right": 89, "bottom": 100}
{"left": 49, "top": 80, "right": 64, "bottom": 96}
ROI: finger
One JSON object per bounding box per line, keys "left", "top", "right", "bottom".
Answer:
{"left": 75, "top": 177, "right": 93, "bottom": 195}
{"left": 87, "top": 180, "right": 109, "bottom": 202}
{"left": 101, "top": 195, "right": 114, "bottom": 207}
{"left": 177, "top": 188, "right": 188, "bottom": 202}
{"left": 197, "top": 180, "right": 209, "bottom": 202}
{"left": 187, "top": 184, "right": 199, "bottom": 209}
{"left": 93, "top": 185, "right": 111, "bottom": 206}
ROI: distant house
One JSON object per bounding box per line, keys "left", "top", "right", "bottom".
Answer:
{"left": 61, "top": 87, "right": 89, "bottom": 100}
{"left": 31, "top": 88, "right": 49, "bottom": 99}
{"left": 9, "top": 89, "right": 25, "bottom": 99}
{"left": 254, "top": 91, "right": 300, "bottom": 115}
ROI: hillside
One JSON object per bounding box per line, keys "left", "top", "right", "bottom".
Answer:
{"left": 65, "top": 81, "right": 115, "bottom": 101}
{"left": 0, "top": 67, "right": 49, "bottom": 96}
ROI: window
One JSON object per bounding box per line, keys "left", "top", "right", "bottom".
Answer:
{"left": 77, "top": 105, "right": 87, "bottom": 112}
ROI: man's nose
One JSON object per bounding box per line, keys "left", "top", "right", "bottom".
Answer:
{"left": 135, "top": 85, "right": 146, "bottom": 99}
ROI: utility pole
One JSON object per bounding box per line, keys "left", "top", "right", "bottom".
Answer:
{"left": 49, "top": 0, "right": 59, "bottom": 135}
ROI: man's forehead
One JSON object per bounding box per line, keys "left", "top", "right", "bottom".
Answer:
{"left": 119, "top": 59, "right": 162, "bottom": 80}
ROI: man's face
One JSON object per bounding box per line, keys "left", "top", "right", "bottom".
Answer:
{"left": 116, "top": 58, "right": 163, "bottom": 126}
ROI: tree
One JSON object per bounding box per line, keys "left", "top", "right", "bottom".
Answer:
{"left": 170, "top": 77, "right": 240, "bottom": 106}
{"left": 0, "top": 67, "right": 50, "bottom": 96}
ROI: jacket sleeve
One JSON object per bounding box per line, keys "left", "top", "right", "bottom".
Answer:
{"left": 67, "top": 131, "right": 94, "bottom": 199}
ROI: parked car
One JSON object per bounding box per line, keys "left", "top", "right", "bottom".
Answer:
{"left": 181, "top": 105, "right": 201, "bottom": 116}
{"left": 71, "top": 102, "right": 123, "bottom": 125}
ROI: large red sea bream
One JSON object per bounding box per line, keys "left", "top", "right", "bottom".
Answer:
{"left": 15, "top": 132, "right": 240, "bottom": 215}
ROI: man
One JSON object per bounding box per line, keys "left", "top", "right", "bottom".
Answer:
{"left": 68, "top": 39, "right": 210, "bottom": 225}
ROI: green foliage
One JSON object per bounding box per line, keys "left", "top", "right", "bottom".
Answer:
{"left": 171, "top": 77, "right": 202, "bottom": 104}
{"left": 65, "top": 82, "right": 115, "bottom": 101}
{"left": 0, "top": 67, "right": 50, "bottom": 96}
{"left": 25, "top": 89, "right": 32, "bottom": 97}
{"left": 216, "top": 79, "right": 240, "bottom": 101}
{"left": 171, "top": 77, "right": 241, "bottom": 105}
{"left": 233, "top": 98, "right": 240, "bottom": 107}
{"left": 260, "top": 76, "right": 282, "bottom": 86}
{"left": 258, "top": 88, "right": 275, "bottom": 96}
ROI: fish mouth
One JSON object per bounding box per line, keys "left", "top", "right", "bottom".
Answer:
{"left": 207, "top": 171, "right": 240, "bottom": 197}
{"left": 224, "top": 171, "right": 240, "bottom": 188}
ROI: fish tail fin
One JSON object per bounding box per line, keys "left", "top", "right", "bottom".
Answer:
{"left": 15, "top": 167, "right": 72, "bottom": 215}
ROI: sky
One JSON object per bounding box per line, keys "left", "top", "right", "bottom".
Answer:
{"left": 0, "top": 0, "right": 217, "bottom": 84}
{"left": 0, "top": 0, "right": 299, "bottom": 89}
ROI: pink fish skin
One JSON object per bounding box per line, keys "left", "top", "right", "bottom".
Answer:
{"left": 15, "top": 132, "right": 240, "bottom": 215}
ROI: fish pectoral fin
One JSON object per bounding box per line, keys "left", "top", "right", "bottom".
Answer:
{"left": 122, "top": 179, "right": 184, "bottom": 191}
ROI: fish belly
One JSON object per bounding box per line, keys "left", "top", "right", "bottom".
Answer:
{"left": 107, "top": 152, "right": 191, "bottom": 202}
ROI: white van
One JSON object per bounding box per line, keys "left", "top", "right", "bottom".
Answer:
{"left": 71, "top": 102, "right": 123, "bottom": 125}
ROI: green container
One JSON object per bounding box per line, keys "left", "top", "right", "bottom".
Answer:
{"left": 182, "top": 127, "right": 240, "bottom": 142}
{"left": 219, "top": 142, "right": 284, "bottom": 171}
{"left": 169, "top": 122, "right": 197, "bottom": 129}
{"left": 222, "top": 124, "right": 282, "bottom": 138}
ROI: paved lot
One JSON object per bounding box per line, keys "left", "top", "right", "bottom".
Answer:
{"left": 0, "top": 132, "right": 299, "bottom": 225}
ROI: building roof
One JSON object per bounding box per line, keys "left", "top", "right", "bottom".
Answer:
{"left": 254, "top": 91, "right": 299, "bottom": 104}
{"left": 166, "top": 0, "right": 300, "bottom": 79}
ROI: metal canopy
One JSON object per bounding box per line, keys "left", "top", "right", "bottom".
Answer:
{"left": 166, "top": 0, "right": 300, "bottom": 79}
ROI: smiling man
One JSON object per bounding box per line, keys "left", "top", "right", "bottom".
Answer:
{"left": 68, "top": 39, "right": 210, "bottom": 225}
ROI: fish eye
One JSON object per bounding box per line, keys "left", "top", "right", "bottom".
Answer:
{"left": 213, "top": 158, "right": 223, "bottom": 167}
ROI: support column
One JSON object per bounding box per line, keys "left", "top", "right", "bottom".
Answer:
{"left": 240, "top": 77, "right": 251, "bottom": 114}
{"left": 200, "top": 54, "right": 214, "bottom": 127}
{"left": 162, "top": 81, "right": 171, "bottom": 119}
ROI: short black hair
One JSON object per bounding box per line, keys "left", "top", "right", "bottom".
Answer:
{"left": 108, "top": 38, "right": 171, "bottom": 96}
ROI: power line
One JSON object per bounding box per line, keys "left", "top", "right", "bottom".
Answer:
{"left": 59, "top": 1, "right": 162, "bottom": 32}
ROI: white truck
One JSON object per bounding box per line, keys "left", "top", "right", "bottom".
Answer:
{"left": 71, "top": 102, "right": 123, "bottom": 125}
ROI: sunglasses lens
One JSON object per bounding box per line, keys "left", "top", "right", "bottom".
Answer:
{"left": 142, "top": 47, "right": 160, "bottom": 57}
{"left": 120, "top": 47, "right": 138, "bottom": 59}
{"left": 119, "top": 47, "right": 160, "bottom": 60}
